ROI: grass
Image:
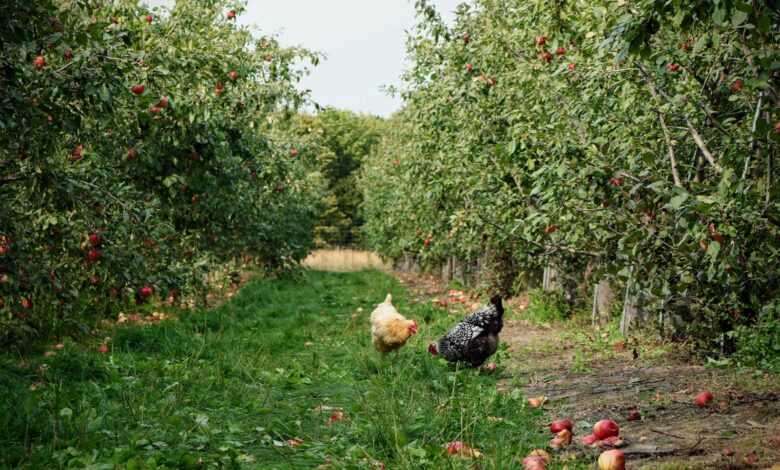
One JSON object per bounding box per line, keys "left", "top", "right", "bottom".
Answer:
{"left": 0, "top": 270, "right": 560, "bottom": 469}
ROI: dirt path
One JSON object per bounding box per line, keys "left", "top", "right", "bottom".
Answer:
{"left": 396, "top": 271, "right": 780, "bottom": 470}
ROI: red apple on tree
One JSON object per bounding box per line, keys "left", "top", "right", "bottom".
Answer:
{"left": 139, "top": 285, "right": 154, "bottom": 298}
{"left": 87, "top": 248, "right": 102, "bottom": 263}
{"left": 89, "top": 233, "right": 102, "bottom": 246}
{"left": 149, "top": 106, "right": 162, "bottom": 114}
{"left": 157, "top": 96, "right": 169, "bottom": 108}
{"left": 21, "top": 298, "right": 33, "bottom": 310}
{"left": 228, "top": 70, "right": 238, "bottom": 81}
{"left": 774, "top": 121, "right": 780, "bottom": 134}
{"left": 89, "top": 275, "right": 101, "bottom": 286}
{"left": 290, "top": 148, "right": 299, "bottom": 157}
{"left": 556, "top": 46, "right": 566, "bottom": 56}
{"left": 465, "top": 63, "right": 473, "bottom": 73}
{"left": 227, "top": 10, "right": 236, "bottom": 19}
{"left": 667, "top": 63, "right": 680, "bottom": 72}
{"left": 544, "top": 225, "right": 557, "bottom": 234}
{"left": 423, "top": 238, "right": 431, "bottom": 247}
{"left": 609, "top": 178, "right": 623, "bottom": 186}
{"left": 730, "top": 79, "right": 743, "bottom": 92}
{"left": 463, "top": 32, "right": 470, "bottom": 44}
{"left": 535, "top": 36, "right": 547, "bottom": 46}
{"left": 127, "top": 147, "right": 138, "bottom": 160}
{"left": 568, "top": 63, "right": 576, "bottom": 71}
{"left": 33, "top": 55, "right": 46, "bottom": 70}
{"left": 541, "top": 51, "right": 552, "bottom": 63}
{"left": 146, "top": 14, "right": 153, "bottom": 23}
{"left": 215, "top": 82, "right": 224, "bottom": 96}
{"left": 131, "top": 84, "right": 145, "bottom": 95}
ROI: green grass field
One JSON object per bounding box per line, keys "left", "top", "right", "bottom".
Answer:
{"left": 1, "top": 270, "right": 560, "bottom": 469}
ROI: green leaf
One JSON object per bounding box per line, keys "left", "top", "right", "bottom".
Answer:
{"left": 706, "top": 240, "right": 721, "bottom": 259}
{"left": 668, "top": 192, "right": 688, "bottom": 210}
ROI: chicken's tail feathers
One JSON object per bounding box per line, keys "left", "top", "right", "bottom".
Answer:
{"left": 384, "top": 293, "right": 393, "bottom": 304}
{"left": 490, "top": 295, "right": 504, "bottom": 314}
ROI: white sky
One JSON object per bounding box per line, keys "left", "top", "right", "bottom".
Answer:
{"left": 146, "top": 1, "right": 462, "bottom": 117}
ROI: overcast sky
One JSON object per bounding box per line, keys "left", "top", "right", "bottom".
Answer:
{"left": 147, "top": 1, "right": 462, "bottom": 117}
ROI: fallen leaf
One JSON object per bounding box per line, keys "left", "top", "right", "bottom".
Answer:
{"left": 286, "top": 438, "right": 304, "bottom": 447}
{"left": 444, "top": 441, "right": 482, "bottom": 458}
{"left": 528, "top": 396, "right": 547, "bottom": 408}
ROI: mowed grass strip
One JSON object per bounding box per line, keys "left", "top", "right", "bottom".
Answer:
{"left": 1, "top": 270, "right": 556, "bottom": 469}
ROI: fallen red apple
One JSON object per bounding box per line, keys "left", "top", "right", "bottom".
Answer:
{"left": 423, "top": 238, "right": 431, "bottom": 247}
{"left": 290, "top": 148, "right": 299, "bottom": 157}
{"left": 544, "top": 225, "right": 557, "bottom": 234}
{"left": 466, "top": 63, "right": 473, "bottom": 73}
{"left": 527, "top": 450, "right": 551, "bottom": 464}
{"left": 541, "top": 51, "right": 553, "bottom": 63}
{"left": 131, "top": 84, "right": 145, "bottom": 95}
{"left": 535, "top": 36, "right": 547, "bottom": 46}
{"left": 215, "top": 83, "right": 224, "bottom": 95}
{"left": 722, "top": 447, "right": 735, "bottom": 457}
{"left": 626, "top": 409, "right": 641, "bottom": 421}
{"left": 556, "top": 46, "right": 566, "bottom": 56}
{"left": 139, "top": 285, "right": 154, "bottom": 298}
{"left": 33, "top": 55, "right": 46, "bottom": 70}
{"left": 730, "top": 79, "right": 743, "bottom": 92}
{"left": 582, "top": 433, "right": 598, "bottom": 446}
{"left": 98, "top": 343, "right": 109, "bottom": 354}
{"left": 598, "top": 449, "right": 625, "bottom": 470}
{"left": 149, "top": 106, "right": 162, "bottom": 114}
{"left": 522, "top": 456, "right": 546, "bottom": 470}
{"left": 695, "top": 391, "right": 713, "bottom": 407}
{"left": 550, "top": 419, "right": 573, "bottom": 433}
{"left": 593, "top": 420, "right": 619, "bottom": 440}
{"left": 550, "top": 428, "right": 572, "bottom": 449}
{"left": 610, "top": 177, "right": 623, "bottom": 186}
{"left": 568, "top": 63, "right": 575, "bottom": 71}
{"left": 445, "top": 441, "right": 464, "bottom": 455}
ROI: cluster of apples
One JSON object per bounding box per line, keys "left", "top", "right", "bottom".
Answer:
{"left": 522, "top": 418, "right": 626, "bottom": 470}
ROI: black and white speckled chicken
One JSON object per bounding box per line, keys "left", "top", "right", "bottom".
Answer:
{"left": 428, "top": 295, "right": 504, "bottom": 367}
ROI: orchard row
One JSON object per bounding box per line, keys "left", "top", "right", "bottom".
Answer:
{"left": 0, "top": 0, "right": 323, "bottom": 343}
{"left": 361, "top": 0, "right": 780, "bottom": 358}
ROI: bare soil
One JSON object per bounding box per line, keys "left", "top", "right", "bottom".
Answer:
{"left": 395, "top": 270, "right": 780, "bottom": 470}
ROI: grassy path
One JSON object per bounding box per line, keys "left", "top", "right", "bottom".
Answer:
{"left": 1, "top": 270, "right": 552, "bottom": 469}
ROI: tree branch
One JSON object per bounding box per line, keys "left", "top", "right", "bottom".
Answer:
{"left": 643, "top": 81, "right": 683, "bottom": 187}
{"left": 636, "top": 63, "right": 723, "bottom": 174}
